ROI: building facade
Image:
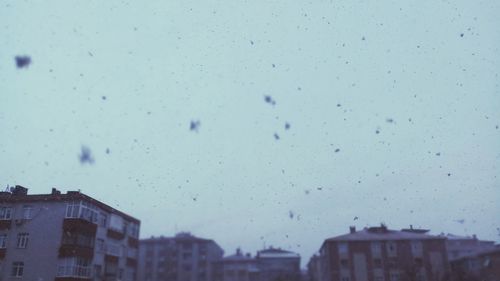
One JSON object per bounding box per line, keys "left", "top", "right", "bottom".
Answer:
{"left": 449, "top": 247, "right": 500, "bottom": 281}
{"left": 138, "top": 232, "right": 224, "bottom": 281}
{"left": 0, "top": 185, "right": 140, "bottom": 281}
{"left": 218, "top": 247, "right": 300, "bottom": 281}
{"left": 256, "top": 247, "right": 301, "bottom": 281}
{"left": 439, "top": 233, "right": 496, "bottom": 261}
{"left": 220, "top": 248, "right": 259, "bottom": 281}
{"left": 314, "top": 225, "right": 449, "bottom": 281}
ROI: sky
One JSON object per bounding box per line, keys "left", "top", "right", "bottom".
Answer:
{"left": 1, "top": 0, "right": 499, "bottom": 267}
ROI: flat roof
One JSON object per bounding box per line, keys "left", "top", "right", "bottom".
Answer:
{"left": 0, "top": 188, "right": 140, "bottom": 224}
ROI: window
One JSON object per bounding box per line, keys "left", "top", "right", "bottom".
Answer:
{"left": 109, "top": 214, "right": 124, "bottom": 232}
{"left": 338, "top": 242, "right": 348, "bottom": 254}
{"left": 57, "top": 257, "right": 91, "bottom": 277}
{"left": 340, "top": 259, "right": 349, "bottom": 268}
{"left": 373, "top": 258, "right": 382, "bottom": 268}
{"left": 22, "top": 206, "right": 32, "bottom": 219}
{"left": 411, "top": 241, "right": 423, "bottom": 256}
{"left": 387, "top": 242, "right": 397, "bottom": 257}
{"left": 66, "top": 201, "right": 98, "bottom": 223}
{"left": 79, "top": 201, "right": 98, "bottom": 223}
{"left": 16, "top": 233, "right": 29, "bottom": 248}
{"left": 390, "top": 272, "right": 400, "bottom": 281}
{"left": 416, "top": 272, "right": 426, "bottom": 281}
{"left": 99, "top": 212, "right": 107, "bottom": 227}
{"left": 375, "top": 277, "right": 384, "bottom": 281}
{"left": 97, "top": 239, "right": 105, "bottom": 252}
{"left": 371, "top": 242, "right": 382, "bottom": 255}
{"left": 11, "top": 262, "right": 24, "bottom": 277}
{"left": 341, "top": 277, "right": 350, "bottom": 281}
{"left": 66, "top": 202, "right": 80, "bottom": 218}
{"left": 0, "top": 207, "right": 12, "bottom": 220}
{"left": 0, "top": 234, "right": 7, "bottom": 248}
{"left": 129, "top": 222, "right": 139, "bottom": 238}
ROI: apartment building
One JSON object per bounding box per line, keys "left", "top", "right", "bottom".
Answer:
{"left": 439, "top": 233, "right": 496, "bottom": 260}
{"left": 256, "top": 247, "right": 301, "bottom": 281}
{"left": 220, "top": 248, "right": 259, "bottom": 281}
{"left": 0, "top": 185, "right": 140, "bottom": 281}
{"left": 449, "top": 246, "right": 500, "bottom": 281}
{"left": 315, "top": 224, "right": 449, "bottom": 281}
{"left": 138, "top": 232, "right": 224, "bottom": 281}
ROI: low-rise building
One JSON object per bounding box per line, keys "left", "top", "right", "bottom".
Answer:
{"left": 439, "top": 233, "right": 496, "bottom": 260}
{"left": 315, "top": 224, "right": 449, "bottom": 281}
{"left": 449, "top": 247, "right": 500, "bottom": 281}
{"left": 256, "top": 247, "right": 301, "bottom": 281}
{"left": 221, "top": 248, "right": 259, "bottom": 281}
{"left": 0, "top": 185, "right": 140, "bottom": 281}
{"left": 138, "top": 232, "right": 224, "bottom": 281}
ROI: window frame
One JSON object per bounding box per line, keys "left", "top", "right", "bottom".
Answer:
{"left": 0, "top": 207, "right": 12, "bottom": 220}
{"left": 0, "top": 233, "right": 7, "bottom": 248}
{"left": 11, "top": 261, "right": 24, "bottom": 277}
{"left": 22, "top": 206, "right": 33, "bottom": 220}
{"left": 16, "top": 233, "right": 29, "bottom": 249}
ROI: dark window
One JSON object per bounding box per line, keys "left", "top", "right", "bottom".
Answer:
{"left": 16, "top": 233, "right": 29, "bottom": 248}
{"left": 11, "top": 262, "right": 24, "bottom": 277}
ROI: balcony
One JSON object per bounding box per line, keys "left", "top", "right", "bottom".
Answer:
{"left": 59, "top": 245, "right": 94, "bottom": 259}
{"left": 107, "top": 228, "right": 125, "bottom": 240}
{"left": 0, "top": 220, "right": 11, "bottom": 230}
{"left": 63, "top": 218, "right": 97, "bottom": 236}
{"left": 128, "top": 236, "right": 139, "bottom": 248}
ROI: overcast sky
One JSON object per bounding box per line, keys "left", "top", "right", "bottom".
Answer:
{"left": 1, "top": 0, "right": 499, "bottom": 266}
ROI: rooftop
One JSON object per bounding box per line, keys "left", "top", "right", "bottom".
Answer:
{"left": 224, "top": 248, "right": 254, "bottom": 261}
{"left": 0, "top": 185, "right": 140, "bottom": 223}
{"left": 325, "top": 225, "right": 445, "bottom": 242}
{"left": 257, "top": 247, "right": 300, "bottom": 259}
{"left": 141, "top": 232, "right": 215, "bottom": 244}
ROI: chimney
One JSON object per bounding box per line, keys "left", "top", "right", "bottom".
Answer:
{"left": 349, "top": 226, "right": 356, "bottom": 234}
{"left": 12, "top": 185, "right": 28, "bottom": 196}
{"left": 51, "top": 188, "right": 61, "bottom": 195}
{"left": 236, "top": 248, "right": 241, "bottom": 255}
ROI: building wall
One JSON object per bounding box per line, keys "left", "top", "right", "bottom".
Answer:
{"left": 324, "top": 239, "right": 448, "bottom": 281}
{"left": 138, "top": 235, "right": 223, "bottom": 281}
{"left": 0, "top": 201, "right": 65, "bottom": 281}
{"left": 0, "top": 188, "right": 140, "bottom": 281}
{"left": 257, "top": 257, "right": 301, "bottom": 281}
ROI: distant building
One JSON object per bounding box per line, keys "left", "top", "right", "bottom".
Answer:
{"left": 439, "top": 233, "right": 496, "bottom": 260}
{"left": 219, "top": 246, "right": 300, "bottom": 281}
{"left": 256, "top": 247, "right": 301, "bottom": 281}
{"left": 220, "top": 248, "right": 259, "bottom": 281}
{"left": 449, "top": 246, "right": 500, "bottom": 281}
{"left": 138, "top": 232, "right": 224, "bottom": 281}
{"left": 0, "top": 185, "right": 141, "bottom": 281}
{"left": 307, "top": 254, "right": 321, "bottom": 281}
{"left": 314, "top": 224, "right": 449, "bottom": 281}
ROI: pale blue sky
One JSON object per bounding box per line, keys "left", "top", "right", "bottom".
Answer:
{"left": 1, "top": 0, "right": 499, "bottom": 265}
